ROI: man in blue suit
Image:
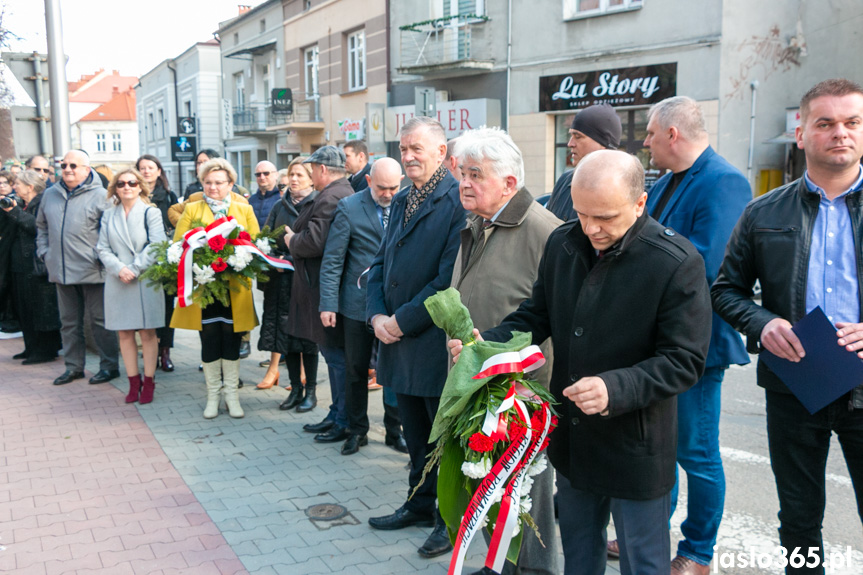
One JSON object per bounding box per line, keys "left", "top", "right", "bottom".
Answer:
{"left": 366, "top": 117, "right": 466, "bottom": 559}
{"left": 643, "top": 96, "right": 752, "bottom": 575}
{"left": 319, "top": 157, "right": 407, "bottom": 456}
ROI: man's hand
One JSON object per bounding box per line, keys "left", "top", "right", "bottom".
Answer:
{"left": 447, "top": 329, "right": 483, "bottom": 364}
{"left": 563, "top": 376, "right": 609, "bottom": 416}
{"left": 372, "top": 314, "right": 401, "bottom": 344}
{"left": 283, "top": 227, "right": 295, "bottom": 245}
{"left": 320, "top": 312, "right": 337, "bottom": 328}
{"left": 118, "top": 267, "right": 137, "bottom": 284}
{"left": 760, "top": 317, "right": 805, "bottom": 362}
{"left": 383, "top": 316, "right": 403, "bottom": 338}
{"left": 837, "top": 322, "right": 863, "bottom": 359}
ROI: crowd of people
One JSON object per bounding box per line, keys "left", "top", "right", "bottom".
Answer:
{"left": 0, "top": 77, "right": 861, "bottom": 575}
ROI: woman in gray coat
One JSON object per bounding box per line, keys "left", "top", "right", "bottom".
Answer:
{"left": 97, "top": 169, "right": 166, "bottom": 405}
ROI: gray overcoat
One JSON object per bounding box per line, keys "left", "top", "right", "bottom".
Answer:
{"left": 96, "top": 200, "right": 167, "bottom": 330}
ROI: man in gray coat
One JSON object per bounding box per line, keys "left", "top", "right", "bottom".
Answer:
{"left": 450, "top": 127, "right": 562, "bottom": 575}
{"left": 320, "top": 157, "right": 406, "bottom": 456}
{"left": 36, "top": 150, "right": 119, "bottom": 385}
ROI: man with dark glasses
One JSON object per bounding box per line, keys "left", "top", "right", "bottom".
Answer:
{"left": 25, "top": 155, "right": 54, "bottom": 183}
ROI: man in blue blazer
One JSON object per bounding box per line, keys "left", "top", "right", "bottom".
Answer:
{"left": 366, "top": 117, "right": 466, "bottom": 559}
{"left": 643, "top": 96, "right": 752, "bottom": 575}
{"left": 319, "top": 157, "right": 407, "bottom": 456}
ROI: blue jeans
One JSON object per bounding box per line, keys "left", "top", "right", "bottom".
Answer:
{"left": 670, "top": 366, "right": 726, "bottom": 566}
{"left": 319, "top": 345, "right": 347, "bottom": 427}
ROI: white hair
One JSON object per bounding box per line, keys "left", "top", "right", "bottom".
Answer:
{"left": 453, "top": 126, "right": 525, "bottom": 189}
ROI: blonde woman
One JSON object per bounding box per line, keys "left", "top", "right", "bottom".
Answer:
{"left": 96, "top": 169, "right": 167, "bottom": 404}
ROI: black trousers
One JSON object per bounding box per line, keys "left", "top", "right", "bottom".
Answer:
{"left": 397, "top": 392, "right": 440, "bottom": 516}
{"left": 157, "top": 291, "right": 174, "bottom": 348}
{"left": 199, "top": 321, "right": 242, "bottom": 362}
{"left": 344, "top": 317, "right": 402, "bottom": 437}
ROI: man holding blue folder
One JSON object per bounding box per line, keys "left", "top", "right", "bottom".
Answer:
{"left": 713, "top": 78, "right": 863, "bottom": 574}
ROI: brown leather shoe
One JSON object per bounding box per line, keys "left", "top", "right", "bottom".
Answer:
{"left": 607, "top": 539, "right": 619, "bottom": 559}
{"left": 670, "top": 555, "right": 710, "bottom": 575}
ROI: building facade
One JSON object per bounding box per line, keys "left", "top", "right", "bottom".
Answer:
{"left": 72, "top": 88, "right": 139, "bottom": 172}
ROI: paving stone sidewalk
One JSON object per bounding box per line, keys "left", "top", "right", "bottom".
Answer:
{"left": 0, "top": 316, "right": 619, "bottom": 574}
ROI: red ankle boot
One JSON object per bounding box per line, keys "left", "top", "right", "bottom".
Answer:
{"left": 139, "top": 375, "right": 155, "bottom": 404}
{"left": 126, "top": 374, "right": 142, "bottom": 403}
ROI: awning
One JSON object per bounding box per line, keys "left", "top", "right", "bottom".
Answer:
{"left": 224, "top": 41, "right": 277, "bottom": 59}
{"left": 764, "top": 131, "right": 796, "bottom": 144}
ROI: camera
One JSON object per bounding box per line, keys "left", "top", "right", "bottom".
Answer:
{"left": 0, "top": 193, "right": 19, "bottom": 209}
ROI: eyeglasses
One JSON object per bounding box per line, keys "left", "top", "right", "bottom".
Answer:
{"left": 60, "top": 163, "right": 83, "bottom": 170}
{"left": 254, "top": 171, "right": 272, "bottom": 177}
{"left": 34, "top": 168, "right": 52, "bottom": 174}
{"left": 116, "top": 180, "right": 140, "bottom": 189}
{"left": 277, "top": 183, "right": 287, "bottom": 191}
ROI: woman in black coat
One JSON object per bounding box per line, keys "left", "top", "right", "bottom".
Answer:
{"left": 136, "top": 155, "right": 178, "bottom": 372}
{"left": 2, "top": 170, "right": 61, "bottom": 363}
{"left": 257, "top": 158, "right": 320, "bottom": 412}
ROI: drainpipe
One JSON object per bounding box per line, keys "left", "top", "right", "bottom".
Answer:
{"left": 167, "top": 59, "right": 183, "bottom": 192}
{"left": 505, "top": 0, "right": 512, "bottom": 130}
{"left": 747, "top": 80, "right": 758, "bottom": 186}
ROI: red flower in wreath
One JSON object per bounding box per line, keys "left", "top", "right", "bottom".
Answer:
{"left": 468, "top": 432, "right": 495, "bottom": 453}
{"left": 211, "top": 258, "right": 228, "bottom": 273}
{"left": 238, "top": 231, "right": 252, "bottom": 241}
{"left": 208, "top": 235, "right": 227, "bottom": 251}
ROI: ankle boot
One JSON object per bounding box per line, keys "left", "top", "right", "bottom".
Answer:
{"left": 280, "top": 382, "right": 304, "bottom": 410}
{"left": 139, "top": 375, "right": 155, "bottom": 404}
{"left": 125, "top": 374, "right": 141, "bottom": 403}
{"left": 222, "top": 359, "right": 244, "bottom": 418}
{"left": 202, "top": 360, "right": 223, "bottom": 419}
{"left": 159, "top": 347, "right": 174, "bottom": 372}
{"left": 296, "top": 381, "right": 317, "bottom": 413}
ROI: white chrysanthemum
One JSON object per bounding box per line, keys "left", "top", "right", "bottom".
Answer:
{"left": 193, "top": 264, "right": 215, "bottom": 285}
{"left": 527, "top": 454, "right": 547, "bottom": 477}
{"left": 227, "top": 251, "right": 253, "bottom": 272}
{"left": 167, "top": 242, "right": 184, "bottom": 264}
{"left": 255, "top": 238, "right": 272, "bottom": 255}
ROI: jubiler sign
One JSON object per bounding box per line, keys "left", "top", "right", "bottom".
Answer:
{"left": 539, "top": 63, "right": 677, "bottom": 111}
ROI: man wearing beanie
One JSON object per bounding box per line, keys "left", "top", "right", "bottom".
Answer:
{"left": 545, "top": 104, "right": 622, "bottom": 221}
{"left": 642, "top": 96, "right": 751, "bottom": 575}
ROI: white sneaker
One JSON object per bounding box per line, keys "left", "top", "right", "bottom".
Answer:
{"left": 0, "top": 331, "right": 23, "bottom": 339}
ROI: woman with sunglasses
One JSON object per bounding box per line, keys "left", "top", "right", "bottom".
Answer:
{"left": 96, "top": 169, "right": 167, "bottom": 404}
{"left": 136, "top": 155, "right": 179, "bottom": 372}
{"left": 172, "top": 158, "right": 259, "bottom": 419}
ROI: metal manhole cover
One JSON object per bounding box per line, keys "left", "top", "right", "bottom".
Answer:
{"left": 306, "top": 503, "right": 347, "bottom": 521}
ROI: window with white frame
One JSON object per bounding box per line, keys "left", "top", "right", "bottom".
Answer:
{"left": 112, "top": 133, "right": 122, "bottom": 152}
{"left": 234, "top": 72, "right": 245, "bottom": 108}
{"left": 96, "top": 133, "right": 106, "bottom": 152}
{"left": 304, "top": 46, "right": 319, "bottom": 98}
{"left": 563, "top": 0, "right": 642, "bottom": 20}
{"left": 346, "top": 30, "right": 365, "bottom": 92}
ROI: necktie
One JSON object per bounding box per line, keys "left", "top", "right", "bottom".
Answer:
{"left": 381, "top": 206, "right": 390, "bottom": 229}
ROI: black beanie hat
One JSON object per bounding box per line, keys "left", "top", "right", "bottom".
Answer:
{"left": 570, "top": 104, "right": 622, "bottom": 150}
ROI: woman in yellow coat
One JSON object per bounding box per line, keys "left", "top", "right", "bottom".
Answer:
{"left": 171, "top": 158, "right": 259, "bottom": 419}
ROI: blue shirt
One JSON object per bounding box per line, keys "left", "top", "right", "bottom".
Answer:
{"left": 804, "top": 168, "right": 863, "bottom": 325}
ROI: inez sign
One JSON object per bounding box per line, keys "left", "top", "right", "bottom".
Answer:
{"left": 539, "top": 63, "right": 677, "bottom": 111}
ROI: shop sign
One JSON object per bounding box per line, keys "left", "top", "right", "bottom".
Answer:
{"left": 339, "top": 118, "right": 366, "bottom": 141}
{"left": 539, "top": 63, "right": 677, "bottom": 111}
{"left": 385, "top": 98, "right": 501, "bottom": 141}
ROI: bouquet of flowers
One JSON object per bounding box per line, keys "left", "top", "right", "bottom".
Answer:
{"left": 142, "top": 215, "right": 293, "bottom": 309}
{"left": 421, "top": 288, "right": 558, "bottom": 575}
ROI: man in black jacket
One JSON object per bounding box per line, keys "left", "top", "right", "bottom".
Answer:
{"left": 344, "top": 140, "right": 371, "bottom": 192}
{"left": 451, "top": 150, "right": 712, "bottom": 575}
{"left": 712, "top": 78, "right": 863, "bottom": 574}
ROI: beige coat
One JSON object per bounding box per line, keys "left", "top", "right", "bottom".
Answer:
{"left": 451, "top": 188, "right": 562, "bottom": 387}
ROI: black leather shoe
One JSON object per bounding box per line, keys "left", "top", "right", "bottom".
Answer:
{"left": 53, "top": 370, "right": 85, "bottom": 385}
{"left": 23, "top": 355, "right": 57, "bottom": 365}
{"left": 385, "top": 434, "right": 409, "bottom": 454}
{"left": 13, "top": 350, "right": 28, "bottom": 360}
{"left": 303, "top": 418, "right": 334, "bottom": 434}
{"left": 341, "top": 434, "right": 368, "bottom": 455}
{"left": 368, "top": 505, "right": 435, "bottom": 531}
{"left": 89, "top": 369, "right": 120, "bottom": 384}
{"left": 239, "top": 340, "right": 251, "bottom": 358}
{"left": 418, "top": 521, "right": 453, "bottom": 558}
{"left": 314, "top": 425, "right": 349, "bottom": 443}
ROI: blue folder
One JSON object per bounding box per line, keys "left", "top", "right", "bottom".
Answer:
{"left": 761, "top": 307, "right": 863, "bottom": 414}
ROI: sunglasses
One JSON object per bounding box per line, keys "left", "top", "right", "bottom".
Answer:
{"left": 277, "top": 183, "right": 287, "bottom": 190}
{"left": 34, "top": 168, "right": 52, "bottom": 174}
{"left": 116, "top": 180, "right": 140, "bottom": 189}
{"left": 60, "top": 163, "right": 83, "bottom": 170}
{"left": 254, "top": 171, "right": 272, "bottom": 177}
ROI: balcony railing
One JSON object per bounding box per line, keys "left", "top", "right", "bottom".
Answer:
{"left": 232, "top": 95, "right": 321, "bottom": 133}
{"left": 398, "top": 14, "right": 491, "bottom": 72}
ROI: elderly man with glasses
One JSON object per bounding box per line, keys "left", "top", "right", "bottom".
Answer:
{"left": 36, "top": 149, "right": 120, "bottom": 386}
{"left": 25, "top": 155, "right": 54, "bottom": 182}
{"left": 249, "top": 161, "right": 281, "bottom": 228}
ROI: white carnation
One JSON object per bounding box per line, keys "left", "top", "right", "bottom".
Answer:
{"left": 519, "top": 495, "right": 533, "bottom": 515}
{"left": 527, "top": 454, "right": 547, "bottom": 477}
{"left": 461, "top": 459, "right": 492, "bottom": 479}
{"left": 166, "top": 242, "right": 184, "bottom": 264}
{"left": 193, "top": 264, "right": 215, "bottom": 285}
{"left": 226, "top": 250, "right": 253, "bottom": 272}
{"left": 255, "top": 238, "right": 272, "bottom": 255}
{"left": 521, "top": 475, "right": 535, "bottom": 495}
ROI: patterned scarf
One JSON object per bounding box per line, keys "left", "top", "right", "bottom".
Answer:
{"left": 204, "top": 194, "right": 231, "bottom": 219}
{"left": 403, "top": 164, "right": 448, "bottom": 227}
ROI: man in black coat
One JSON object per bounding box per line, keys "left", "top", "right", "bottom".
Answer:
{"left": 450, "top": 150, "right": 712, "bottom": 575}
{"left": 344, "top": 140, "right": 371, "bottom": 192}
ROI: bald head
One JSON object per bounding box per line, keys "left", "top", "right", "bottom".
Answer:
{"left": 254, "top": 161, "right": 278, "bottom": 192}
{"left": 61, "top": 150, "right": 92, "bottom": 189}
{"left": 572, "top": 150, "right": 645, "bottom": 203}
{"left": 367, "top": 157, "right": 403, "bottom": 208}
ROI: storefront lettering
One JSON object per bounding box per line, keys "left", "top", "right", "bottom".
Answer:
{"left": 592, "top": 72, "right": 661, "bottom": 99}
{"left": 552, "top": 77, "right": 588, "bottom": 100}
{"left": 385, "top": 98, "right": 498, "bottom": 141}
{"left": 539, "top": 63, "right": 676, "bottom": 112}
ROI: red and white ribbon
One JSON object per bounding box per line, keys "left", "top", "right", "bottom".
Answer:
{"left": 473, "top": 345, "right": 545, "bottom": 380}
{"left": 176, "top": 216, "right": 293, "bottom": 308}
